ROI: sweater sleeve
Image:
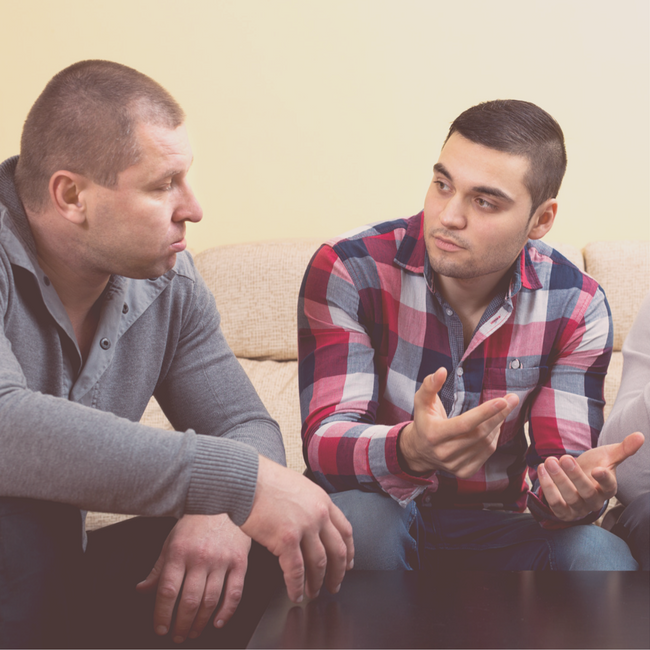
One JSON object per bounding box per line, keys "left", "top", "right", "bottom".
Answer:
{"left": 598, "top": 291, "right": 650, "bottom": 505}
{"left": 0, "top": 254, "right": 275, "bottom": 526}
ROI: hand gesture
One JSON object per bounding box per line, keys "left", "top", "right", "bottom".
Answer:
{"left": 537, "top": 432, "right": 645, "bottom": 521}
{"left": 240, "top": 456, "right": 354, "bottom": 604}
{"left": 399, "top": 367, "right": 520, "bottom": 477}
{"left": 136, "top": 513, "right": 251, "bottom": 643}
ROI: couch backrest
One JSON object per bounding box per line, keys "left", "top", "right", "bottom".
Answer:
{"left": 583, "top": 241, "right": 650, "bottom": 351}
{"left": 195, "top": 239, "right": 324, "bottom": 361}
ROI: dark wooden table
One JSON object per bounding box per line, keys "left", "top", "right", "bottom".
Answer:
{"left": 247, "top": 570, "right": 650, "bottom": 649}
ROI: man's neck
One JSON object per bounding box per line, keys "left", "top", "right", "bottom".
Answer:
{"left": 28, "top": 209, "right": 110, "bottom": 359}
{"left": 436, "top": 268, "right": 512, "bottom": 349}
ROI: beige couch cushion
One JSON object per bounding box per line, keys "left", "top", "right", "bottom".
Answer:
{"left": 583, "top": 241, "right": 650, "bottom": 351}
{"left": 238, "top": 359, "right": 305, "bottom": 473}
{"left": 195, "top": 239, "right": 324, "bottom": 361}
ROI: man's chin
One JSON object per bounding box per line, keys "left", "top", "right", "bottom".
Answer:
{"left": 429, "top": 258, "right": 478, "bottom": 280}
{"left": 123, "top": 255, "right": 177, "bottom": 280}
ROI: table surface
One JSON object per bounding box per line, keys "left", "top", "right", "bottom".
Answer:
{"left": 247, "top": 570, "right": 650, "bottom": 649}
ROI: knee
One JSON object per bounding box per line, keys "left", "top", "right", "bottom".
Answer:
{"left": 330, "top": 490, "right": 420, "bottom": 570}
{"left": 552, "top": 524, "right": 639, "bottom": 570}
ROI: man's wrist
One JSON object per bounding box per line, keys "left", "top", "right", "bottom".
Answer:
{"left": 397, "top": 423, "right": 432, "bottom": 476}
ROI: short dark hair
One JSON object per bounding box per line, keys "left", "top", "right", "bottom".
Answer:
{"left": 15, "top": 60, "right": 185, "bottom": 211}
{"left": 445, "top": 100, "right": 567, "bottom": 216}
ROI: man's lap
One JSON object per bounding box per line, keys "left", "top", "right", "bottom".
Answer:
{"left": 611, "top": 492, "right": 650, "bottom": 570}
{"left": 80, "top": 516, "right": 282, "bottom": 649}
{"left": 331, "top": 489, "right": 639, "bottom": 572}
{"left": 0, "top": 499, "right": 282, "bottom": 649}
{"left": 0, "top": 498, "right": 83, "bottom": 648}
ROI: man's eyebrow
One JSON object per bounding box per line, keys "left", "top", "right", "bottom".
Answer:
{"left": 433, "top": 162, "right": 514, "bottom": 204}
{"left": 472, "top": 185, "right": 514, "bottom": 204}
{"left": 152, "top": 158, "right": 194, "bottom": 184}
{"left": 433, "top": 162, "right": 450, "bottom": 178}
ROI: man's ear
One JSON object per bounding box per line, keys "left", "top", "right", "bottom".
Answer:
{"left": 48, "top": 171, "right": 91, "bottom": 225}
{"left": 527, "top": 199, "right": 558, "bottom": 240}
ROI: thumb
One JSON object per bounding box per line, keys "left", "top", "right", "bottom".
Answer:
{"left": 418, "top": 368, "right": 447, "bottom": 403}
{"left": 605, "top": 431, "right": 645, "bottom": 468}
{"left": 136, "top": 554, "right": 164, "bottom": 592}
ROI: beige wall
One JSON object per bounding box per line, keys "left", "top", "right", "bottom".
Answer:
{"left": 1, "top": 0, "right": 648, "bottom": 253}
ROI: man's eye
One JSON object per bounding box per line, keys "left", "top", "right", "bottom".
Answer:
{"left": 435, "top": 180, "right": 450, "bottom": 192}
{"left": 476, "top": 198, "right": 496, "bottom": 210}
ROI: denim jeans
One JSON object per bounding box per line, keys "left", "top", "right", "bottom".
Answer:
{"left": 331, "top": 490, "right": 639, "bottom": 571}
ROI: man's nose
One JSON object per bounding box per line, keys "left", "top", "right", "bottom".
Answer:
{"left": 439, "top": 196, "right": 466, "bottom": 229}
{"left": 173, "top": 182, "right": 203, "bottom": 223}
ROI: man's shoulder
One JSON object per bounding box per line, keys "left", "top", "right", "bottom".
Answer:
{"left": 322, "top": 213, "right": 423, "bottom": 266}
{"left": 525, "top": 239, "right": 601, "bottom": 296}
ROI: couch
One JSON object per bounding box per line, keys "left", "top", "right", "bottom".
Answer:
{"left": 86, "top": 238, "right": 650, "bottom": 530}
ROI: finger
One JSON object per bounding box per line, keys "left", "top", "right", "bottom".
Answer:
{"left": 444, "top": 422, "right": 502, "bottom": 477}
{"left": 605, "top": 432, "right": 645, "bottom": 468}
{"left": 171, "top": 571, "right": 207, "bottom": 643}
{"left": 301, "top": 533, "right": 328, "bottom": 599}
{"left": 544, "top": 457, "right": 591, "bottom": 519}
{"left": 277, "top": 542, "right": 306, "bottom": 604}
{"left": 152, "top": 563, "right": 186, "bottom": 637}
{"left": 537, "top": 462, "right": 571, "bottom": 520}
{"left": 329, "top": 503, "right": 355, "bottom": 570}
{"left": 136, "top": 555, "right": 163, "bottom": 593}
{"left": 185, "top": 571, "right": 225, "bottom": 639}
{"left": 450, "top": 393, "right": 519, "bottom": 437}
{"left": 320, "top": 519, "right": 350, "bottom": 595}
{"left": 210, "top": 565, "right": 246, "bottom": 631}
{"left": 416, "top": 368, "right": 448, "bottom": 408}
{"left": 591, "top": 466, "right": 618, "bottom": 498}
{"left": 558, "top": 455, "right": 606, "bottom": 512}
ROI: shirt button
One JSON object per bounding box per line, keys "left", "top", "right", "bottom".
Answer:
{"left": 43, "top": 276, "right": 50, "bottom": 286}
{"left": 122, "top": 303, "right": 129, "bottom": 314}
{"left": 456, "top": 367, "right": 464, "bottom": 377}
{"left": 510, "top": 359, "right": 521, "bottom": 369}
{"left": 445, "top": 308, "right": 453, "bottom": 316}
{"left": 99, "top": 337, "right": 111, "bottom": 350}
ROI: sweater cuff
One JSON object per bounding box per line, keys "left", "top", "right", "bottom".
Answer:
{"left": 185, "top": 435, "right": 259, "bottom": 525}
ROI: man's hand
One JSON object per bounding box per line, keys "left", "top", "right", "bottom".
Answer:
{"left": 538, "top": 432, "right": 645, "bottom": 521}
{"left": 136, "top": 513, "right": 251, "bottom": 643}
{"left": 240, "top": 456, "right": 354, "bottom": 604}
{"left": 399, "top": 368, "right": 520, "bottom": 477}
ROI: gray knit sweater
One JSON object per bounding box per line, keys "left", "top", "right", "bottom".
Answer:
{"left": 599, "top": 291, "right": 650, "bottom": 505}
{"left": 0, "top": 156, "right": 285, "bottom": 527}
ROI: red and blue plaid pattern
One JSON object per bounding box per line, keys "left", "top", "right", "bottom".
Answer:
{"left": 298, "top": 213, "right": 612, "bottom": 526}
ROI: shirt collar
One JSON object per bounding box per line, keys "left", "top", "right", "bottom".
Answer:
{"left": 0, "top": 156, "right": 41, "bottom": 273}
{"left": 393, "top": 211, "right": 427, "bottom": 273}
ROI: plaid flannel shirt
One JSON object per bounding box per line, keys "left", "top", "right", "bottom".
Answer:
{"left": 298, "top": 212, "right": 612, "bottom": 527}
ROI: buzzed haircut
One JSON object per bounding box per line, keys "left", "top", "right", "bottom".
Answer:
{"left": 15, "top": 60, "right": 185, "bottom": 212}
{"left": 446, "top": 100, "right": 567, "bottom": 217}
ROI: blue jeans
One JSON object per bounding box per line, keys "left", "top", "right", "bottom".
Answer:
{"left": 331, "top": 490, "right": 639, "bottom": 571}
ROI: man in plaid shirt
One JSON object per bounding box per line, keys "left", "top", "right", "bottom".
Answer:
{"left": 298, "top": 100, "right": 643, "bottom": 570}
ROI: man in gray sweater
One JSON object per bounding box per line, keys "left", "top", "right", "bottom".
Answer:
{"left": 0, "top": 60, "right": 353, "bottom": 648}
{"left": 599, "top": 291, "right": 650, "bottom": 569}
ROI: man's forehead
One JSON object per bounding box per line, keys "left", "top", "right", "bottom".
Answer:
{"left": 119, "top": 122, "right": 193, "bottom": 178}
{"left": 436, "top": 133, "right": 531, "bottom": 196}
